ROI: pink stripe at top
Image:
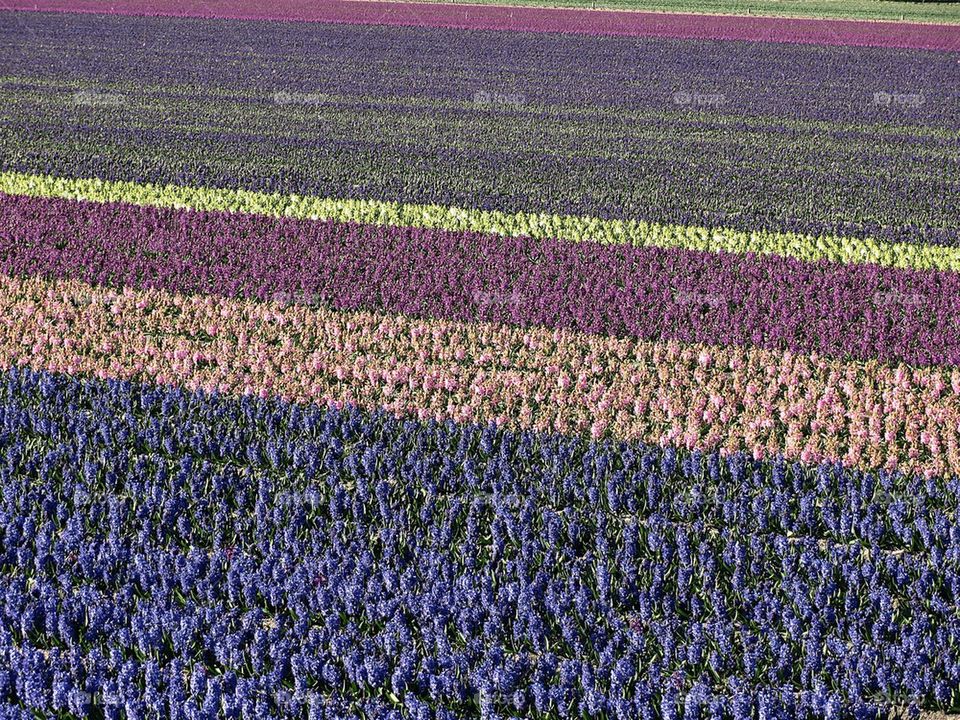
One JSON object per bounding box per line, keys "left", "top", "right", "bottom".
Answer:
{"left": 5, "top": 0, "right": 959, "bottom": 51}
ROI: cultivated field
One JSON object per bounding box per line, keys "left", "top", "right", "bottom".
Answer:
{"left": 0, "top": 1, "right": 958, "bottom": 718}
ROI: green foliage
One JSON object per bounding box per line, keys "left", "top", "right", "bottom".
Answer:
{"left": 429, "top": 0, "right": 960, "bottom": 24}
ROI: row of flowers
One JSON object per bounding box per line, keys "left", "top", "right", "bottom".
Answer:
{"left": 0, "top": 367, "right": 958, "bottom": 718}
{"left": 2, "top": 172, "right": 958, "bottom": 273}
{"left": 2, "top": 193, "right": 959, "bottom": 367}
{"left": 1, "top": 273, "right": 959, "bottom": 478}
{"left": 5, "top": 0, "right": 959, "bottom": 47}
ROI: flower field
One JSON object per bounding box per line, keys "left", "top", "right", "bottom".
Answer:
{"left": 0, "top": 1, "right": 959, "bottom": 718}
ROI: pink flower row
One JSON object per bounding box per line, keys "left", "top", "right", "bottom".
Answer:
{"left": 3, "top": 273, "right": 959, "bottom": 478}
{"left": 6, "top": 0, "right": 958, "bottom": 51}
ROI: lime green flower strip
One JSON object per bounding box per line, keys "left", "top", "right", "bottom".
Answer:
{"left": 1, "top": 170, "right": 955, "bottom": 272}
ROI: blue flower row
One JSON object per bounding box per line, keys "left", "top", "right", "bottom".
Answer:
{"left": 0, "top": 367, "right": 957, "bottom": 719}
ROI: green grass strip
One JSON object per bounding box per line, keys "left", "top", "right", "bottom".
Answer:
{"left": 1, "top": 169, "right": 957, "bottom": 273}
{"left": 396, "top": 0, "right": 960, "bottom": 24}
